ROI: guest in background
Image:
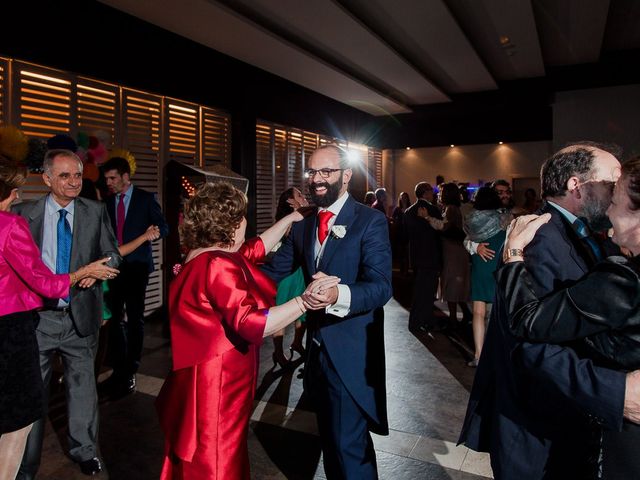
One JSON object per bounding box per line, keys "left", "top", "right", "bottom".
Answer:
{"left": 420, "top": 183, "right": 471, "bottom": 326}
{"left": 463, "top": 187, "right": 510, "bottom": 366}
{"left": 491, "top": 179, "right": 514, "bottom": 210}
{"left": 270, "top": 187, "right": 308, "bottom": 369}
{"left": 459, "top": 184, "right": 470, "bottom": 205}
{"left": 521, "top": 187, "right": 541, "bottom": 214}
{"left": 363, "top": 190, "right": 375, "bottom": 207}
{"left": 404, "top": 182, "right": 442, "bottom": 331}
{"left": 372, "top": 187, "right": 388, "bottom": 217}
{"left": 78, "top": 178, "right": 161, "bottom": 379}
{"left": 392, "top": 191, "right": 411, "bottom": 276}
{"left": 433, "top": 175, "right": 445, "bottom": 196}
{"left": 156, "top": 182, "right": 334, "bottom": 480}
{"left": 102, "top": 156, "right": 169, "bottom": 397}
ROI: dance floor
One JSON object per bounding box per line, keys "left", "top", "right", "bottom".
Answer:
{"left": 35, "top": 273, "right": 493, "bottom": 479}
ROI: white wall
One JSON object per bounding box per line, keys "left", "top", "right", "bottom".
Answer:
{"left": 383, "top": 141, "right": 552, "bottom": 205}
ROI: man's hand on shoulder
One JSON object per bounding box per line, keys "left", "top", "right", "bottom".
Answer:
{"left": 625, "top": 370, "right": 640, "bottom": 424}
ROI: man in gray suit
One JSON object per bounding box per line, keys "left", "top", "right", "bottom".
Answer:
{"left": 13, "top": 149, "right": 122, "bottom": 478}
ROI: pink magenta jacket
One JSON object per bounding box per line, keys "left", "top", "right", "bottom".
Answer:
{"left": 0, "top": 210, "right": 69, "bottom": 316}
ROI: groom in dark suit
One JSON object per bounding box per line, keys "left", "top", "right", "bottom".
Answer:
{"left": 263, "top": 145, "right": 392, "bottom": 479}
{"left": 102, "top": 156, "right": 168, "bottom": 396}
{"left": 13, "top": 149, "right": 121, "bottom": 478}
{"left": 460, "top": 143, "right": 640, "bottom": 479}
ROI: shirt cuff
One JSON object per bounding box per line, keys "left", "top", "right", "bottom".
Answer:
{"left": 326, "top": 284, "right": 350, "bottom": 317}
{"left": 464, "top": 239, "right": 478, "bottom": 255}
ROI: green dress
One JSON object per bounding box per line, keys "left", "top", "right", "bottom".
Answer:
{"left": 275, "top": 267, "right": 306, "bottom": 322}
{"left": 470, "top": 230, "right": 506, "bottom": 302}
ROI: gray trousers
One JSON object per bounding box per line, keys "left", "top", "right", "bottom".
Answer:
{"left": 17, "top": 309, "right": 99, "bottom": 480}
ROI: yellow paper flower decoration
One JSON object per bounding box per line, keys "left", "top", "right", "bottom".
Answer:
{"left": 0, "top": 125, "right": 29, "bottom": 164}
{"left": 109, "top": 148, "right": 137, "bottom": 177}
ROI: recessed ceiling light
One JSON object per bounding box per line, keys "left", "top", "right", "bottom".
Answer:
{"left": 498, "top": 141, "right": 504, "bottom": 145}
{"left": 405, "top": 146, "right": 411, "bottom": 150}
{"left": 450, "top": 144, "right": 455, "bottom": 148}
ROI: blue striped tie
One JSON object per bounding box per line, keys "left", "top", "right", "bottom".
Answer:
{"left": 57, "top": 209, "right": 72, "bottom": 301}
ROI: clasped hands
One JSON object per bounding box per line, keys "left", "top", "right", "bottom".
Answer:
{"left": 301, "top": 272, "right": 341, "bottom": 310}
{"left": 144, "top": 225, "right": 161, "bottom": 241}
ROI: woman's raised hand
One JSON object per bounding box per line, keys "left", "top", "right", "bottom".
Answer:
{"left": 505, "top": 213, "right": 552, "bottom": 251}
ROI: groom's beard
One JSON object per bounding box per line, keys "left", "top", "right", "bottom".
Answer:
{"left": 310, "top": 174, "right": 343, "bottom": 208}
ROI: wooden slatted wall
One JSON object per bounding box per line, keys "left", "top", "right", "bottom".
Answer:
{"left": 1, "top": 57, "right": 231, "bottom": 314}
{"left": 256, "top": 121, "right": 364, "bottom": 233}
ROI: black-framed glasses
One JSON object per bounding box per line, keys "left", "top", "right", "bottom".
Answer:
{"left": 304, "top": 168, "right": 343, "bottom": 179}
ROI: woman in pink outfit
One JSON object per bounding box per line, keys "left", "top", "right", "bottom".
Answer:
{"left": 0, "top": 162, "right": 118, "bottom": 480}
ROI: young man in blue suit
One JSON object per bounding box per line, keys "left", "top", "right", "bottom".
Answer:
{"left": 102, "top": 156, "right": 169, "bottom": 396}
{"left": 263, "top": 145, "right": 392, "bottom": 479}
{"left": 460, "top": 143, "right": 640, "bottom": 478}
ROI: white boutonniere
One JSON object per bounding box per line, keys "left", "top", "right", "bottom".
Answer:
{"left": 331, "top": 225, "right": 347, "bottom": 239}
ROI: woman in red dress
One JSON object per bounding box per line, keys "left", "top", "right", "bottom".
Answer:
{"left": 156, "top": 182, "right": 337, "bottom": 480}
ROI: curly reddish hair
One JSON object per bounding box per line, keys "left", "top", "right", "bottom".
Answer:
{"left": 0, "top": 159, "right": 27, "bottom": 202}
{"left": 179, "top": 182, "right": 247, "bottom": 250}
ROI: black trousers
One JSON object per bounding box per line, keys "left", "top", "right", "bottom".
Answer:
{"left": 107, "top": 261, "right": 149, "bottom": 377}
{"left": 408, "top": 268, "right": 439, "bottom": 329}
{"left": 305, "top": 337, "right": 378, "bottom": 479}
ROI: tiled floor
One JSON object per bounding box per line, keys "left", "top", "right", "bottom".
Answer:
{"left": 33, "top": 275, "right": 492, "bottom": 479}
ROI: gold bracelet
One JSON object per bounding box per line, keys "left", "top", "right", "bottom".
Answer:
{"left": 504, "top": 248, "right": 524, "bottom": 262}
{"left": 70, "top": 273, "right": 76, "bottom": 285}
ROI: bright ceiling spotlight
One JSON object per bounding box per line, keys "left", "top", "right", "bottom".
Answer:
{"left": 347, "top": 149, "right": 360, "bottom": 163}
{"left": 450, "top": 144, "right": 455, "bottom": 148}
{"left": 405, "top": 146, "right": 411, "bottom": 150}
{"left": 498, "top": 141, "right": 504, "bottom": 145}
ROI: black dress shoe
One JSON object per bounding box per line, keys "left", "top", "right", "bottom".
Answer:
{"left": 79, "top": 457, "right": 102, "bottom": 476}
{"left": 125, "top": 374, "right": 136, "bottom": 394}
{"left": 99, "top": 374, "right": 135, "bottom": 398}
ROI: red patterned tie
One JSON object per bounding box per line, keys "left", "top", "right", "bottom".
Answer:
{"left": 117, "top": 194, "right": 125, "bottom": 246}
{"left": 318, "top": 210, "right": 334, "bottom": 244}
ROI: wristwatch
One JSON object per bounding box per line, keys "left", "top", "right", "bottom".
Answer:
{"left": 504, "top": 248, "right": 524, "bottom": 261}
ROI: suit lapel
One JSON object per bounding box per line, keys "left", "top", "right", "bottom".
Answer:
{"left": 303, "top": 208, "right": 318, "bottom": 274}
{"left": 26, "top": 196, "right": 47, "bottom": 248}
{"left": 106, "top": 194, "right": 116, "bottom": 233}
{"left": 124, "top": 186, "right": 137, "bottom": 233}
{"left": 318, "top": 196, "right": 356, "bottom": 271}
{"left": 70, "top": 198, "right": 88, "bottom": 270}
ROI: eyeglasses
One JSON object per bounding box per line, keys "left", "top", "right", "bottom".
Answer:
{"left": 304, "top": 168, "right": 343, "bottom": 179}
{"left": 578, "top": 179, "right": 616, "bottom": 191}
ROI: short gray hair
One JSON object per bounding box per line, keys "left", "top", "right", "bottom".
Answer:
{"left": 43, "top": 149, "right": 83, "bottom": 176}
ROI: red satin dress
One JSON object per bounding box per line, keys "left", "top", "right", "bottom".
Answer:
{"left": 156, "top": 237, "right": 276, "bottom": 480}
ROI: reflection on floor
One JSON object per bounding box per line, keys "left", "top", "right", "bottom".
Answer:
{"left": 35, "top": 291, "right": 492, "bottom": 479}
